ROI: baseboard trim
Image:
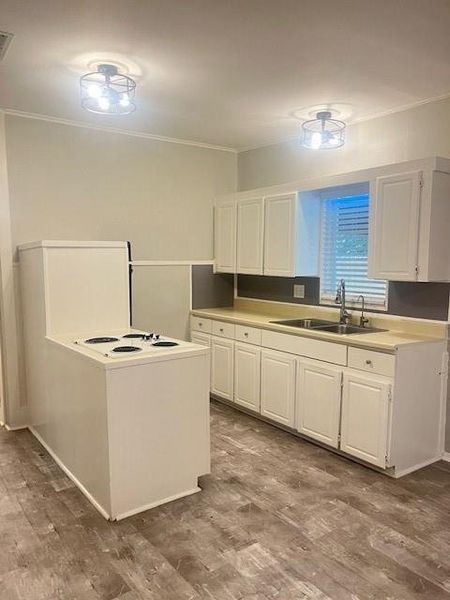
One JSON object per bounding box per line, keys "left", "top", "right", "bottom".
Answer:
{"left": 28, "top": 426, "right": 111, "bottom": 520}
{"left": 391, "top": 456, "right": 442, "bottom": 478}
{"left": 210, "top": 396, "right": 443, "bottom": 478}
{"left": 5, "top": 423, "right": 29, "bottom": 431}
{"left": 113, "top": 486, "right": 201, "bottom": 521}
{"left": 443, "top": 452, "right": 450, "bottom": 463}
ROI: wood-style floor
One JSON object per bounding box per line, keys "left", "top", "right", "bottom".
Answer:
{"left": 1, "top": 401, "right": 450, "bottom": 600}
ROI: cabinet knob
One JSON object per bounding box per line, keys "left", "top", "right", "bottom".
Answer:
{"left": 244, "top": 332, "right": 248, "bottom": 337}
{"left": 199, "top": 322, "right": 203, "bottom": 327}
{"left": 365, "top": 359, "right": 373, "bottom": 365}
{"left": 220, "top": 328, "right": 224, "bottom": 332}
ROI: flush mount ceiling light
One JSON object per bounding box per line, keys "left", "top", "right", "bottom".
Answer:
{"left": 301, "top": 110, "right": 345, "bottom": 150}
{"left": 80, "top": 64, "right": 136, "bottom": 115}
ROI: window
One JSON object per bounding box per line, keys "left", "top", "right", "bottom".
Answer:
{"left": 320, "top": 194, "right": 387, "bottom": 309}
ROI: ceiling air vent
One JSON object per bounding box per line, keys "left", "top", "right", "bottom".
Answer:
{"left": 0, "top": 31, "right": 14, "bottom": 61}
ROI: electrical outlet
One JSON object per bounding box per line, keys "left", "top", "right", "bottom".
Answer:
{"left": 293, "top": 284, "right": 305, "bottom": 299}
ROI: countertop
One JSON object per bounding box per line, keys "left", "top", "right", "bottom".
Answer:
{"left": 191, "top": 307, "right": 447, "bottom": 352}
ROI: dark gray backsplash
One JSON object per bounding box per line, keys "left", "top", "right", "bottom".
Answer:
{"left": 192, "top": 265, "right": 234, "bottom": 309}
{"left": 238, "top": 275, "right": 320, "bottom": 306}
{"left": 237, "top": 275, "right": 450, "bottom": 321}
{"left": 387, "top": 281, "right": 450, "bottom": 320}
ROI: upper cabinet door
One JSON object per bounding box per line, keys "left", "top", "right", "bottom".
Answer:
{"left": 368, "top": 171, "right": 422, "bottom": 281}
{"left": 237, "top": 198, "right": 264, "bottom": 274}
{"left": 214, "top": 202, "right": 236, "bottom": 273}
{"left": 264, "top": 194, "right": 296, "bottom": 277}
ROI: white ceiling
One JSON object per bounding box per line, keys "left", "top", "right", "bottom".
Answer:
{"left": 1, "top": 0, "right": 450, "bottom": 150}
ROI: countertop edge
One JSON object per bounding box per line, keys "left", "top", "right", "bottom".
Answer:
{"left": 190, "top": 309, "right": 446, "bottom": 353}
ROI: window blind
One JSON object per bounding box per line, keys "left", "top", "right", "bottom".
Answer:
{"left": 320, "top": 195, "right": 387, "bottom": 308}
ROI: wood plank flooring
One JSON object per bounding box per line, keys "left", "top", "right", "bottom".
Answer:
{"left": 0, "top": 400, "right": 449, "bottom": 600}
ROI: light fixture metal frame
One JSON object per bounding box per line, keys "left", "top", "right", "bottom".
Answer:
{"left": 80, "top": 63, "right": 136, "bottom": 116}
{"left": 301, "top": 110, "right": 346, "bottom": 150}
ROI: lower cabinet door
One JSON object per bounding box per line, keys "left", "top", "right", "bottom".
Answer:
{"left": 211, "top": 337, "right": 234, "bottom": 401}
{"left": 296, "top": 360, "right": 342, "bottom": 448}
{"left": 234, "top": 343, "right": 261, "bottom": 412}
{"left": 340, "top": 370, "right": 391, "bottom": 467}
{"left": 260, "top": 349, "right": 296, "bottom": 427}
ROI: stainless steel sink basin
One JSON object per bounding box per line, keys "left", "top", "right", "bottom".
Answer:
{"left": 317, "top": 324, "right": 387, "bottom": 335}
{"left": 270, "top": 318, "right": 337, "bottom": 329}
{"left": 269, "top": 318, "right": 387, "bottom": 335}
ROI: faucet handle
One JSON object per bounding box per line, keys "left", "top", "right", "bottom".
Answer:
{"left": 359, "top": 315, "right": 369, "bottom": 328}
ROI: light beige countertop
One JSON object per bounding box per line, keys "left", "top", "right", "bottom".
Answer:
{"left": 191, "top": 299, "right": 448, "bottom": 353}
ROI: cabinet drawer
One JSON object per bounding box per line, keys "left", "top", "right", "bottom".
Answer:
{"left": 212, "top": 320, "right": 235, "bottom": 339}
{"left": 235, "top": 325, "right": 262, "bottom": 345}
{"left": 348, "top": 347, "right": 395, "bottom": 377}
{"left": 190, "top": 331, "right": 211, "bottom": 347}
{"left": 261, "top": 330, "right": 347, "bottom": 366}
{"left": 191, "top": 316, "right": 212, "bottom": 333}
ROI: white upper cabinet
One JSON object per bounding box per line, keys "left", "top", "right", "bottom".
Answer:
{"left": 263, "top": 192, "right": 321, "bottom": 277}
{"left": 237, "top": 198, "right": 264, "bottom": 274}
{"left": 214, "top": 201, "right": 236, "bottom": 273}
{"left": 368, "top": 168, "right": 450, "bottom": 282}
{"left": 368, "top": 171, "right": 422, "bottom": 281}
{"left": 264, "top": 194, "right": 296, "bottom": 276}
{"left": 215, "top": 158, "right": 450, "bottom": 282}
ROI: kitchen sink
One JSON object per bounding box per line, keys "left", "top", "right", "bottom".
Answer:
{"left": 270, "top": 318, "right": 387, "bottom": 335}
{"left": 270, "top": 318, "right": 337, "bottom": 329}
{"left": 317, "top": 324, "right": 387, "bottom": 335}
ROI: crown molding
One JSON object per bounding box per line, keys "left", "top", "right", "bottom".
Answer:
{"left": 0, "top": 108, "right": 237, "bottom": 153}
{"left": 3, "top": 89, "right": 450, "bottom": 155}
{"left": 237, "top": 91, "right": 450, "bottom": 153}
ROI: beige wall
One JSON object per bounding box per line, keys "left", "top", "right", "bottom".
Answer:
{"left": 238, "top": 97, "right": 450, "bottom": 190}
{"left": 2, "top": 114, "right": 236, "bottom": 426}
{"left": 6, "top": 115, "right": 236, "bottom": 259}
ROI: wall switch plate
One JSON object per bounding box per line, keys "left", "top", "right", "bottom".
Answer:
{"left": 293, "top": 284, "right": 305, "bottom": 299}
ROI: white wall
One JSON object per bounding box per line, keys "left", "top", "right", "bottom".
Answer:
{"left": 238, "top": 97, "right": 450, "bottom": 190}
{"left": 6, "top": 115, "right": 236, "bottom": 259}
{"left": 0, "top": 114, "right": 24, "bottom": 427}
{"left": 2, "top": 114, "right": 237, "bottom": 426}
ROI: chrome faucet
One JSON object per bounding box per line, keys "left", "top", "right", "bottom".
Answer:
{"left": 335, "top": 279, "right": 351, "bottom": 325}
{"left": 356, "top": 294, "right": 369, "bottom": 328}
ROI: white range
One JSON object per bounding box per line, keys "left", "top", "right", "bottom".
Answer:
{"left": 18, "top": 241, "right": 210, "bottom": 521}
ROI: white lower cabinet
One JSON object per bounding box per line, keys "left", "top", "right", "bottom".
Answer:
{"left": 296, "top": 360, "right": 342, "bottom": 448}
{"left": 260, "top": 349, "right": 296, "bottom": 427}
{"left": 190, "top": 332, "right": 211, "bottom": 347}
{"left": 211, "top": 336, "right": 234, "bottom": 401}
{"left": 234, "top": 343, "right": 261, "bottom": 412}
{"left": 340, "top": 370, "right": 391, "bottom": 468}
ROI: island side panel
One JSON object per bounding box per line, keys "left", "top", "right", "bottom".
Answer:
{"left": 106, "top": 352, "right": 210, "bottom": 520}
{"left": 42, "top": 341, "right": 112, "bottom": 516}
{"left": 390, "top": 341, "right": 446, "bottom": 475}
